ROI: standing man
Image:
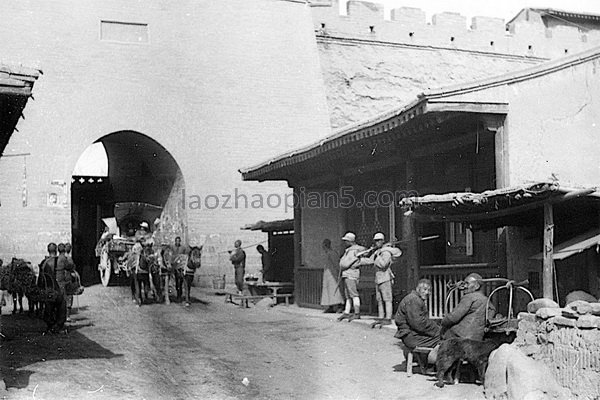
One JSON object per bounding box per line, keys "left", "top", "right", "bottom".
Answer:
{"left": 256, "top": 244, "right": 273, "bottom": 282}
{"left": 361, "top": 232, "right": 398, "bottom": 325}
{"left": 40, "top": 243, "right": 67, "bottom": 333}
{"left": 229, "top": 240, "right": 246, "bottom": 295}
{"left": 337, "top": 232, "right": 366, "bottom": 322}
{"left": 135, "top": 222, "right": 152, "bottom": 244}
{"left": 61, "top": 243, "right": 76, "bottom": 322}
{"left": 320, "top": 238, "right": 343, "bottom": 313}
{"left": 441, "top": 273, "right": 495, "bottom": 341}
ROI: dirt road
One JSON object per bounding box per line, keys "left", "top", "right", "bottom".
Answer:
{"left": 1, "top": 285, "right": 485, "bottom": 400}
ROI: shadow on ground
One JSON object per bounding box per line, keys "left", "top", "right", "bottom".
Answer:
{"left": 0, "top": 313, "right": 122, "bottom": 389}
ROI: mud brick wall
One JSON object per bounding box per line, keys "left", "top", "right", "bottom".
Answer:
{"left": 311, "top": 0, "right": 600, "bottom": 129}
{"left": 516, "top": 311, "right": 600, "bottom": 400}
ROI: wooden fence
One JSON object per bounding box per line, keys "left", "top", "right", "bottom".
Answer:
{"left": 421, "top": 263, "right": 500, "bottom": 318}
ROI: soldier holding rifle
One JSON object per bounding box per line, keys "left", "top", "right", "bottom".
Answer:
{"left": 337, "top": 232, "right": 366, "bottom": 322}
{"left": 358, "top": 232, "right": 401, "bottom": 327}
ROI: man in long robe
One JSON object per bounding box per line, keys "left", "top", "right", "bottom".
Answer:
{"left": 320, "top": 238, "right": 343, "bottom": 313}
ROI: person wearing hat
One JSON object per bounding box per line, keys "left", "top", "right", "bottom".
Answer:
{"left": 360, "top": 232, "right": 398, "bottom": 325}
{"left": 440, "top": 273, "right": 495, "bottom": 341}
{"left": 337, "top": 232, "right": 366, "bottom": 322}
{"left": 135, "top": 221, "right": 152, "bottom": 244}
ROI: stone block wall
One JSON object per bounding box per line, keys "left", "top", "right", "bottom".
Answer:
{"left": 515, "top": 306, "right": 600, "bottom": 400}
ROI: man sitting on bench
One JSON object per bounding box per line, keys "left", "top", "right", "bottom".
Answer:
{"left": 394, "top": 279, "right": 441, "bottom": 365}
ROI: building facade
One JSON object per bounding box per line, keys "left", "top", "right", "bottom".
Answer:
{"left": 242, "top": 45, "right": 600, "bottom": 310}
{"left": 0, "top": 0, "right": 332, "bottom": 283}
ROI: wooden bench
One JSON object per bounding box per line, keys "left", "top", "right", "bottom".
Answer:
{"left": 224, "top": 291, "right": 270, "bottom": 308}
{"left": 224, "top": 291, "right": 293, "bottom": 308}
{"left": 271, "top": 293, "right": 293, "bottom": 306}
{"left": 406, "top": 346, "right": 434, "bottom": 377}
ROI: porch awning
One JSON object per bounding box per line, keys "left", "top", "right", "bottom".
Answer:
{"left": 242, "top": 219, "right": 294, "bottom": 233}
{"left": 401, "top": 182, "right": 598, "bottom": 224}
{"left": 530, "top": 228, "right": 600, "bottom": 261}
{"left": 0, "top": 64, "right": 41, "bottom": 156}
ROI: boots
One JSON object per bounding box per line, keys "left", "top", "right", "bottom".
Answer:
{"left": 337, "top": 313, "right": 350, "bottom": 321}
{"left": 347, "top": 313, "right": 361, "bottom": 322}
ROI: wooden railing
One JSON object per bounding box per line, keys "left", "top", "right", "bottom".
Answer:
{"left": 295, "top": 267, "right": 323, "bottom": 308}
{"left": 420, "top": 263, "right": 500, "bottom": 318}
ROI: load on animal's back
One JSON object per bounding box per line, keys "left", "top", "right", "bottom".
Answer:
{"left": 181, "top": 245, "right": 202, "bottom": 307}
{"left": 187, "top": 246, "right": 202, "bottom": 272}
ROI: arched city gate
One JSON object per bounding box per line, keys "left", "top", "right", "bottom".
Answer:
{"left": 71, "top": 130, "right": 187, "bottom": 284}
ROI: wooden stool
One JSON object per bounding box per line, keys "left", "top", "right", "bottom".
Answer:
{"left": 406, "top": 346, "right": 434, "bottom": 377}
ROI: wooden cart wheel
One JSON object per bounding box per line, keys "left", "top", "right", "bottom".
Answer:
{"left": 99, "top": 247, "right": 112, "bottom": 287}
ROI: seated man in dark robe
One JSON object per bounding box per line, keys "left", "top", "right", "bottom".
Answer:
{"left": 441, "top": 273, "right": 495, "bottom": 341}
{"left": 394, "top": 278, "right": 441, "bottom": 350}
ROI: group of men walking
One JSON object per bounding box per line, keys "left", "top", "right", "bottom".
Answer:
{"left": 39, "top": 242, "right": 79, "bottom": 332}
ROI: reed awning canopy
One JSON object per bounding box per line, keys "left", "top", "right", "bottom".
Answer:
{"left": 400, "top": 182, "right": 598, "bottom": 226}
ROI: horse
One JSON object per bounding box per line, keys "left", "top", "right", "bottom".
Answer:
{"left": 8, "top": 258, "right": 36, "bottom": 314}
{"left": 0, "top": 259, "right": 11, "bottom": 315}
{"left": 36, "top": 270, "right": 66, "bottom": 334}
{"left": 182, "top": 246, "right": 202, "bottom": 306}
{"left": 139, "top": 244, "right": 162, "bottom": 303}
{"left": 171, "top": 252, "right": 188, "bottom": 303}
{"left": 160, "top": 245, "right": 174, "bottom": 304}
{"left": 127, "top": 242, "right": 151, "bottom": 306}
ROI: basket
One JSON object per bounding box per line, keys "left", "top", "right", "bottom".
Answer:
{"left": 212, "top": 276, "right": 226, "bottom": 290}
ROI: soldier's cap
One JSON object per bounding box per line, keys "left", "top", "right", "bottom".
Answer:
{"left": 140, "top": 222, "right": 149, "bottom": 229}
{"left": 373, "top": 232, "right": 385, "bottom": 241}
{"left": 341, "top": 232, "right": 356, "bottom": 242}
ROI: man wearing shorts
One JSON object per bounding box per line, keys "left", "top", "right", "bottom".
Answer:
{"left": 337, "top": 232, "right": 366, "bottom": 322}
{"left": 362, "top": 232, "right": 396, "bottom": 325}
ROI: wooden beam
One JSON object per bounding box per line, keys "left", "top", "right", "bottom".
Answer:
{"left": 425, "top": 101, "right": 508, "bottom": 114}
{"left": 543, "top": 203, "right": 554, "bottom": 300}
{"left": 411, "top": 131, "right": 491, "bottom": 159}
{"left": 411, "top": 188, "right": 596, "bottom": 223}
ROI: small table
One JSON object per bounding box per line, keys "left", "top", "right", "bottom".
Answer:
{"left": 245, "top": 281, "right": 294, "bottom": 306}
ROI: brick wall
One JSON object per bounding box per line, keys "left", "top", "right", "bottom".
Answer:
{"left": 311, "top": 0, "right": 600, "bottom": 129}
{"left": 312, "top": 0, "right": 600, "bottom": 58}
{"left": 0, "top": 0, "right": 332, "bottom": 271}
{"left": 517, "top": 310, "right": 600, "bottom": 399}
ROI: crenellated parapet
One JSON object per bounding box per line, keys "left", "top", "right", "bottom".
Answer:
{"left": 311, "top": 0, "right": 600, "bottom": 59}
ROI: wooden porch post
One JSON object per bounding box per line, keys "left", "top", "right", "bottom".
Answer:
{"left": 293, "top": 187, "right": 302, "bottom": 271}
{"left": 543, "top": 202, "right": 554, "bottom": 300}
{"left": 402, "top": 159, "right": 419, "bottom": 290}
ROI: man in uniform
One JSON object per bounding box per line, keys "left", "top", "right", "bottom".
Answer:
{"left": 337, "top": 232, "right": 366, "bottom": 322}
{"left": 361, "top": 232, "right": 397, "bottom": 325}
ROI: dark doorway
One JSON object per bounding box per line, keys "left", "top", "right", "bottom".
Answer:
{"left": 71, "top": 131, "right": 186, "bottom": 284}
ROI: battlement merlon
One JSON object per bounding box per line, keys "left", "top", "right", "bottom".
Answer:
{"left": 310, "top": 0, "right": 600, "bottom": 59}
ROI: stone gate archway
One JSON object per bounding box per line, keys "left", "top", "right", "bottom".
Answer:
{"left": 71, "top": 130, "right": 187, "bottom": 284}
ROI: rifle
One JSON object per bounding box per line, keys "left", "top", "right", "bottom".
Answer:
{"left": 355, "top": 234, "right": 440, "bottom": 257}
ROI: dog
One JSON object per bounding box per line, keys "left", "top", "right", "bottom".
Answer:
{"left": 435, "top": 338, "right": 498, "bottom": 388}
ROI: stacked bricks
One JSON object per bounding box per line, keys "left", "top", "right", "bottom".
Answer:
{"left": 515, "top": 301, "right": 600, "bottom": 400}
